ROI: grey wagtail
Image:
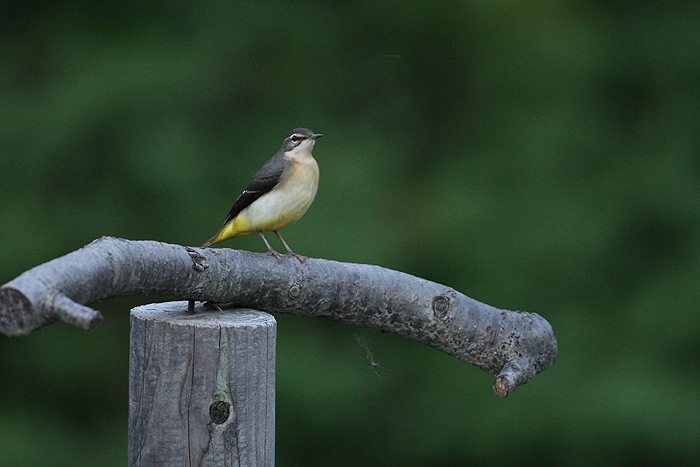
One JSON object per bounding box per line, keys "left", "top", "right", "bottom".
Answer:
{"left": 201, "top": 128, "right": 322, "bottom": 262}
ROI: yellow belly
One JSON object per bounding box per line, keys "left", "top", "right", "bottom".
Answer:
{"left": 236, "top": 183, "right": 316, "bottom": 234}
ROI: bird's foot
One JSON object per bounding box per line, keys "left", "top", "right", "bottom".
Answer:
{"left": 266, "top": 250, "right": 286, "bottom": 262}
{"left": 272, "top": 231, "right": 306, "bottom": 264}
{"left": 285, "top": 252, "right": 307, "bottom": 263}
{"left": 265, "top": 249, "right": 306, "bottom": 263}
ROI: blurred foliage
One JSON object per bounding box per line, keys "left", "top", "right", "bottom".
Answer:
{"left": 2, "top": 1, "right": 700, "bottom": 465}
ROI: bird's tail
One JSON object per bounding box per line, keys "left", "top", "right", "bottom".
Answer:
{"left": 201, "top": 229, "right": 223, "bottom": 248}
{"left": 201, "top": 219, "right": 240, "bottom": 248}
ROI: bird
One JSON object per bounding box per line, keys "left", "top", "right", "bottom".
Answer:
{"left": 201, "top": 127, "right": 322, "bottom": 263}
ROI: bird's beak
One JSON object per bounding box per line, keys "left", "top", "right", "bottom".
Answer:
{"left": 310, "top": 133, "right": 323, "bottom": 140}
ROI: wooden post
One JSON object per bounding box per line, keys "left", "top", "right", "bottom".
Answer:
{"left": 128, "top": 302, "right": 276, "bottom": 466}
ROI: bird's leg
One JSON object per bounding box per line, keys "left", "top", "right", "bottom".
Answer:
{"left": 258, "top": 232, "right": 284, "bottom": 260}
{"left": 274, "top": 231, "right": 307, "bottom": 263}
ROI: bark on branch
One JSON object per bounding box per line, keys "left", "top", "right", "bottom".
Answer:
{"left": 0, "top": 236, "right": 557, "bottom": 397}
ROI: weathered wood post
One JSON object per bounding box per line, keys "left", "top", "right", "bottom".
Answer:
{"left": 128, "top": 301, "right": 276, "bottom": 466}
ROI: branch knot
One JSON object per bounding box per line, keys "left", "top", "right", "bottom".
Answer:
{"left": 431, "top": 290, "right": 456, "bottom": 320}
{"left": 287, "top": 278, "right": 305, "bottom": 302}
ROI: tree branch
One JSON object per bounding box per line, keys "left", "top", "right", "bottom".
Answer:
{"left": 0, "top": 236, "right": 557, "bottom": 397}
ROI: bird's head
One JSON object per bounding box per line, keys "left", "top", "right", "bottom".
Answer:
{"left": 282, "top": 128, "right": 322, "bottom": 155}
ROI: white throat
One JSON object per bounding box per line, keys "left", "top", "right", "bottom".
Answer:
{"left": 284, "top": 140, "right": 316, "bottom": 160}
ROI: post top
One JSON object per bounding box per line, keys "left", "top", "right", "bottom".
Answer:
{"left": 131, "top": 301, "right": 276, "bottom": 328}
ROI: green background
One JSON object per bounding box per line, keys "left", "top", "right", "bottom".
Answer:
{"left": 2, "top": 1, "right": 699, "bottom": 465}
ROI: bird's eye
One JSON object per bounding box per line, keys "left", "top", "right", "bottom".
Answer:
{"left": 291, "top": 134, "right": 305, "bottom": 143}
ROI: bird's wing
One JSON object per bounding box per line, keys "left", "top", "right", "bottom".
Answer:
{"left": 223, "top": 154, "right": 286, "bottom": 224}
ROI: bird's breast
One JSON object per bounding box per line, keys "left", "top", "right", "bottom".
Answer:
{"left": 238, "top": 156, "right": 319, "bottom": 232}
